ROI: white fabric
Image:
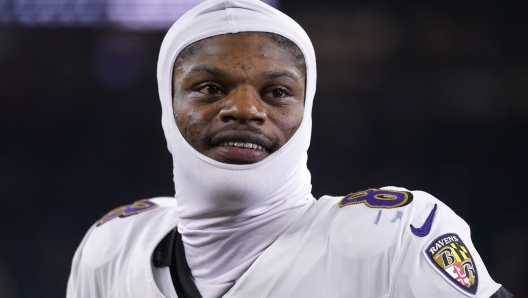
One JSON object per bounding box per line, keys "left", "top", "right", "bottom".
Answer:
{"left": 156, "top": 0, "right": 317, "bottom": 296}
{"left": 66, "top": 190, "right": 502, "bottom": 298}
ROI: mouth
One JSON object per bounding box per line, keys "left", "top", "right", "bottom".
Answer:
{"left": 218, "top": 141, "right": 266, "bottom": 151}
{"left": 205, "top": 129, "right": 280, "bottom": 164}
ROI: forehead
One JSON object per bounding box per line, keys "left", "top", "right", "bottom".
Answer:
{"left": 174, "top": 32, "right": 304, "bottom": 76}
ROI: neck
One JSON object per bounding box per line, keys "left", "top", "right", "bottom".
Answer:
{"left": 169, "top": 113, "right": 314, "bottom": 297}
{"left": 172, "top": 151, "right": 314, "bottom": 297}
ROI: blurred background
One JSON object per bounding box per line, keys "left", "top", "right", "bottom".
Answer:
{"left": 1, "top": 0, "right": 527, "bottom": 297}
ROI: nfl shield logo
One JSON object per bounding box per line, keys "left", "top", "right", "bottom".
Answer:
{"left": 424, "top": 233, "right": 478, "bottom": 296}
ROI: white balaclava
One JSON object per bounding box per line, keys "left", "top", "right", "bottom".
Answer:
{"left": 157, "top": 0, "right": 317, "bottom": 296}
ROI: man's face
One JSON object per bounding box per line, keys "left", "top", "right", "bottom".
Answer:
{"left": 172, "top": 33, "right": 306, "bottom": 164}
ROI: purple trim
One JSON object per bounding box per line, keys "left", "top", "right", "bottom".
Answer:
{"left": 410, "top": 204, "right": 437, "bottom": 237}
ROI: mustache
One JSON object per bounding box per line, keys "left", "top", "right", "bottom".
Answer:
{"left": 201, "top": 125, "right": 281, "bottom": 152}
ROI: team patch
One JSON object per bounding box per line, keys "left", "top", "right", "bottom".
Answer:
{"left": 424, "top": 233, "right": 478, "bottom": 296}
{"left": 97, "top": 199, "right": 158, "bottom": 226}
{"left": 339, "top": 188, "right": 413, "bottom": 209}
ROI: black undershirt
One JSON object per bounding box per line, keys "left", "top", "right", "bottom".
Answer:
{"left": 154, "top": 229, "right": 202, "bottom": 298}
{"left": 153, "top": 229, "right": 512, "bottom": 298}
{"left": 171, "top": 231, "right": 203, "bottom": 298}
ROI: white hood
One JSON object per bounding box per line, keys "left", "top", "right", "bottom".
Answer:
{"left": 156, "top": 0, "right": 317, "bottom": 296}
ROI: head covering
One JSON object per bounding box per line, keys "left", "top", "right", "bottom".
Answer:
{"left": 157, "top": 0, "right": 317, "bottom": 296}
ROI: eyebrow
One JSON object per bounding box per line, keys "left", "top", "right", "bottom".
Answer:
{"left": 261, "top": 70, "right": 301, "bottom": 81}
{"left": 184, "top": 65, "right": 301, "bottom": 81}
{"left": 186, "top": 65, "right": 228, "bottom": 77}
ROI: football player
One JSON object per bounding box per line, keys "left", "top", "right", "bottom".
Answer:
{"left": 67, "top": 0, "right": 512, "bottom": 297}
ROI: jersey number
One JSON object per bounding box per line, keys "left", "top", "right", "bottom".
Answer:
{"left": 339, "top": 189, "right": 413, "bottom": 209}
{"left": 97, "top": 199, "right": 158, "bottom": 226}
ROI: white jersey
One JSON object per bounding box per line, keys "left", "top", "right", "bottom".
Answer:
{"left": 67, "top": 187, "right": 502, "bottom": 298}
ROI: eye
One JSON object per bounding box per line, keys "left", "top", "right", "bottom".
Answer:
{"left": 272, "top": 89, "right": 285, "bottom": 98}
{"left": 265, "top": 88, "right": 291, "bottom": 99}
{"left": 197, "top": 85, "right": 224, "bottom": 95}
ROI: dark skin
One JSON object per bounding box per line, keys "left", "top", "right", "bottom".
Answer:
{"left": 172, "top": 33, "right": 306, "bottom": 164}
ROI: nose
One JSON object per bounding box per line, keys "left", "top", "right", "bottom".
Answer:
{"left": 218, "top": 86, "right": 267, "bottom": 125}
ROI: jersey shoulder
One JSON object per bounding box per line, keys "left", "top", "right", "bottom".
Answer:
{"left": 77, "top": 196, "right": 179, "bottom": 265}
{"left": 96, "top": 196, "right": 177, "bottom": 227}
{"left": 67, "top": 197, "right": 179, "bottom": 298}
{"left": 325, "top": 187, "right": 501, "bottom": 298}
{"left": 321, "top": 186, "right": 459, "bottom": 226}
{"left": 319, "top": 186, "right": 446, "bottom": 222}
{"left": 315, "top": 187, "right": 501, "bottom": 297}
{"left": 315, "top": 187, "right": 464, "bottom": 253}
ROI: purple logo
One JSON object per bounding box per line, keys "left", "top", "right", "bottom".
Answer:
{"left": 410, "top": 204, "right": 437, "bottom": 237}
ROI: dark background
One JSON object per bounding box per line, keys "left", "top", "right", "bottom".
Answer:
{"left": 1, "top": 0, "right": 527, "bottom": 297}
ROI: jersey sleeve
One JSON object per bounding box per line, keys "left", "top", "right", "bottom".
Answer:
{"left": 66, "top": 197, "right": 178, "bottom": 298}
{"left": 66, "top": 224, "right": 102, "bottom": 298}
{"left": 391, "top": 191, "right": 502, "bottom": 298}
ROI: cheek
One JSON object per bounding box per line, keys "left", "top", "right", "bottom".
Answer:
{"left": 287, "top": 111, "right": 304, "bottom": 136}
{"left": 175, "top": 110, "right": 205, "bottom": 140}
{"left": 275, "top": 107, "right": 304, "bottom": 142}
